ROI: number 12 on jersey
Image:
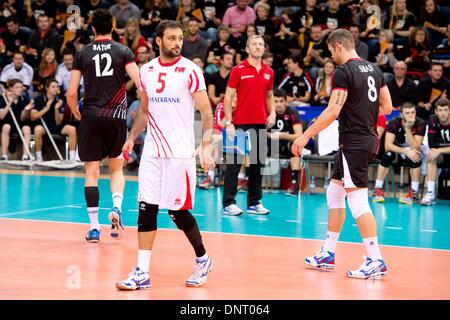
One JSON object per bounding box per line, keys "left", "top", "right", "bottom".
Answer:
{"left": 92, "top": 53, "right": 114, "bottom": 77}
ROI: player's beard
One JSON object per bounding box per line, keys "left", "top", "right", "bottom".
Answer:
{"left": 162, "top": 46, "right": 181, "bottom": 58}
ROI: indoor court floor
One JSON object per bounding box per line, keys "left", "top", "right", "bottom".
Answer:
{"left": 1, "top": 169, "right": 449, "bottom": 300}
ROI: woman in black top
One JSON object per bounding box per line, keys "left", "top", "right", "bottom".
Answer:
{"left": 140, "top": 0, "right": 174, "bottom": 39}
{"left": 419, "top": 0, "right": 447, "bottom": 48}
{"left": 405, "top": 27, "right": 431, "bottom": 77}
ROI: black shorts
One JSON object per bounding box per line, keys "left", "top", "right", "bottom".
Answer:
{"left": 77, "top": 116, "right": 127, "bottom": 162}
{"left": 267, "top": 140, "right": 294, "bottom": 159}
{"left": 332, "top": 148, "right": 376, "bottom": 188}
{"left": 438, "top": 154, "right": 450, "bottom": 169}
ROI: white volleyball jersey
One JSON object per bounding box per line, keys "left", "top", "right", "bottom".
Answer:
{"left": 140, "top": 56, "right": 206, "bottom": 158}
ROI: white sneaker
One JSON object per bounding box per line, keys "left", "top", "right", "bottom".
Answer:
{"left": 420, "top": 192, "right": 436, "bottom": 206}
{"left": 186, "top": 256, "right": 213, "bottom": 287}
{"left": 347, "top": 257, "right": 388, "bottom": 280}
{"left": 223, "top": 204, "right": 243, "bottom": 216}
{"left": 116, "top": 267, "right": 151, "bottom": 290}
{"left": 247, "top": 203, "right": 270, "bottom": 215}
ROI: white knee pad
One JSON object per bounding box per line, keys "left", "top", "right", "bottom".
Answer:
{"left": 326, "top": 181, "right": 346, "bottom": 209}
{"left": 347, "top": 188, "right": 372, "bottom": 220}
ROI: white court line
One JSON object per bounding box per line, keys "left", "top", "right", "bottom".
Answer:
{"left": 286, "top": 220, "right": 300, "bottom": 223}
{"left": 386, "top": 226, "right": 403, "bottom": 230}
{"left": 192, "top": 214, "right": 205, "bottom": 217}
{"left": 352, "top": 224, "right": 357, "bottom": 227}
{"left": 421, "top": 229, "right": 437, "bottom": 233}
{"left": 1, "top": 217, "right": 449, "bottom": 252}
{"left": 319, "top": 222, "right": 328, "bottom": 225}
{"left": 67, "top": 205, "right": 82, "bottom": 209}
{"left": 253, "top": 217, "right": 268, "bottom": 221}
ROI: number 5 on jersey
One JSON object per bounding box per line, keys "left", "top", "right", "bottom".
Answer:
{"left": 157, "top": 73, "right": 166, "bottom": 93}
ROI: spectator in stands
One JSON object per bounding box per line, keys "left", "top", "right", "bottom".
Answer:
{"left": 191, "top": 54, "right": 205, "bottom": 72}
{"left": 26, "top": 0, "right": 57, "bottom": 28}
{"left": 38, "top": 48, "right": 58, "bottom": 90}
{"left": 235, "top": 24, "right": 257, "bottom": 64}
{"left": 208, "top": 52, "right": 233, "bottom": 106}
{"left": 419, "top": 0, "right": 447, "bottom": 48}
{"left": 109, "top": 0, "right": 141, "bottom": 35}
{"left": 121, "top": 19, "right": 147, "bottom": 56}
{"left": 254, "top": 1, "right": 275, "bottom": 39}
{"left": 349, "top": 24, "right": 369, "bottom": 60}
{"left": 373, "top": 102, "right": 426, "bottom": 205}
{"left": 439, "top": 24, "right": 450, "bottom": 48}
{"left": 374, "top": 29, "right": 397, "bottom": 81}
{"left": 356, "top": 0, "right": 381, "bottom": 43}
{"left": 176, "top": 0, "right": 205, "bottom": 28}
{"left": 421, "top": 97, "right": 450, "bottom": 205}
{"left": 273, "top": 8, "right": 301, "bottom": 51}
{"left": 56, "top": 49, "right": 83, "bottom": 96}
{"left": 140, "top": 0, "right": 174, "bottom": 39}
{"left": 301, "top": 24, "right": 331, "bottom": 82}
{"left": 417, "top": 63, "right": 450, "bottom": 119}
{"left": 267, "top": 88, "right": 303, "bottom": 195}
{"left": 437, "top": 24, "right": 450, "bottom": 74}
{"left": 314, "top": 59, "right": 334, "bottom": 105}
{"left": 404, "top": 27, "right": 431, "bottom": 77}
{"left": 206, "top": 25, "right": 235, "bottom": 67}
{"left": 298, "top": 0, "right": 322, "bottom": 36}
{"left": 385, "top": 0, "right": 416, "bottom": 47}
{"left": 27, "top": 14, "right": 61, "bottom": 68}
{"left": 0, "top": 52, "right": 34, "bottom": 96}
{"left": 321, "top": 0, "right": 353, "bottom": 37}
{"left": 222, "top": 0, "right": 256, "bottom": 39}
{"left": 0, "top": 79, "right": 33, "bottom": 161}
{"left": 31, "top": 79, "right": 77, "bottom": 162}
{"left": 182, "top": 18, "right": 209, "bottom": 63}
{"left": 262, "top": 51, "right": 274, "bottom": 68}
{"left": 1, "top": 15, "right": 30, "bottom": 67}
{"left": 201, "top": 5, "right": 222, "bottom": 41}
{"left": 387, "top": 61, "right": 417, "bottom": 108}
{"left": 81, "top": 0, "right": 110, "bottom": 28}
{"left": 277, "top": 56, "right": 314, "bottom": 106}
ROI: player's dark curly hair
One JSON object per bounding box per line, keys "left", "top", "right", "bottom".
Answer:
{"left": 155, "top": 20, "right": 184, "bottom": 39}
{"left": 92, "top": 9, "right": 112, "bottom": 36}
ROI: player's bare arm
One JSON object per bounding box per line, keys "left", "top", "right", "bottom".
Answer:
{"left": 379, "top": 86, "right": 393, "bottom": 116}
{"left": 122, "top": 90, "right": 148, "bottom": 158}
{"left": 194, "top": 89, "right": 214, "bottom": 171}
{"left": 125, "top": 62, "right": 141, "bottom": 93}
{"left": 291, "top": 88, "right": 347, "bottom": 156}
{"left": 384, "top": 132, "right": 421, "bottom": 163}
{"left": 66, "top": 69, "right": 82, "bottom": 120}
{"left": 224, "top": 86, "right": 236, "bottom": 136}
{"left": 266, "top": 90, "right": 276, "bottom": 128}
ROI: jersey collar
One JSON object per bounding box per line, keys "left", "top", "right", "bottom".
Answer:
{"left": 158, "top": 55, "right": 182, "bottom": 67}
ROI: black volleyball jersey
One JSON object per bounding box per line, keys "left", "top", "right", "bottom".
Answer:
{"left": 73, "top": 39, "right": 135, "bottom": 119}
{"left": 332, "top": 58, "right": 386, "bottom": 150}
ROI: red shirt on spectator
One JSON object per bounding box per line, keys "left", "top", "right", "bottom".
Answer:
{"left": 227, "top": 59, "right": 274, "bottom": 125}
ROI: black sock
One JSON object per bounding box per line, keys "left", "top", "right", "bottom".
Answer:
{"left": 184, "top": 224, "right": 206, "bottom": 257}
{"left": 291, "top": 170, "right": 299, "bottom": 183}
{"left": 85, "top": 186, "right": 99, "bottom": 207}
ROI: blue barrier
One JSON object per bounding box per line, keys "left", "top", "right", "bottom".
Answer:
{"left": 294, "top": 105, "right": 400, "bottom": 124}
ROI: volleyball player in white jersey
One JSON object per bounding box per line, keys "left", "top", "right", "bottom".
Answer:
{"left": 116, "top": 20, "right": 214, "bottom": 290}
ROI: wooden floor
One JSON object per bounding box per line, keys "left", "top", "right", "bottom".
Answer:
{"left": 0, "top": 218, "right": 449, "bottom": 300}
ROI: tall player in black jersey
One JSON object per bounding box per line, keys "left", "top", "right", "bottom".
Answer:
{"left": 421, "top": 98, "right": 450, "bottom": 206}
{"left": 291, "top": 29, "right": 393, "bottom": 279}
{"left": 66, "top": 9, "right": 141, "bottom": 243}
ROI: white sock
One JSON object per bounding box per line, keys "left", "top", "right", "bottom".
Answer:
{"left": 411, "top": 181, "right": 419, "bottom": 192}
{"left": 375, "top": 180, "right": 384, "bottom": 189}
{"left": 1, "top": 154, "right": 8, "bottom": 160}
{"left": 363, "top": 237, "right": 383, "bottom": 260}
{"left": 238, "top": 173, "right": 245, "bottom": 180}
{"left": 137, "top": 250, "right": 152, "bottom": 273}
{"left": 112, "top": 193, "right": 123, "bottom": 211}
{"left": 208, "top": 170, "right": 215, "bottom": 180}
{"left": 197, "top": 252, "right": 209, "bottom": 262}
{"left": 88, "top": 207, "right": 100, "bottom": 230}
{"left": 69, "top": 150, "right": 76, "bottom": 160}
{"left": 427, "top": 181, "right": 435, "bottom": 194}
{"left": 36, "top": 151, "right": 43, "bottom": 161}
{"left": 323, "top": 231, "right": 340, "bottom": 253}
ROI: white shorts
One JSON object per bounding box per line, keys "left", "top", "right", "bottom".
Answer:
{"left": 138, "top": 157, "right": 196, "bottom": 210}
